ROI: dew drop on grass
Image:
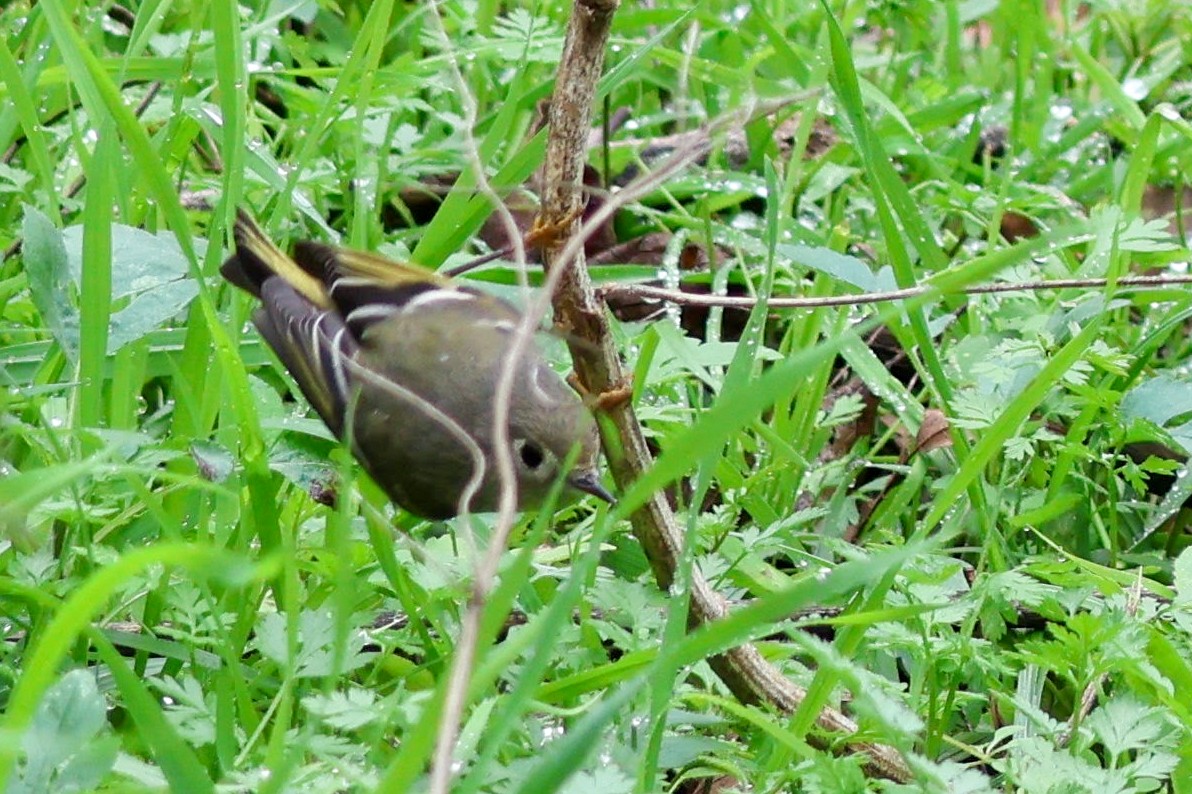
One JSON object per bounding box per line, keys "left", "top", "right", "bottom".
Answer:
{"left": 1122, "top": 77, "right": 1147, "bottom": 101}
{"left": 539, "top": 721, "right": 565, "bottom": 745}
{"left": 1050, "top": 102, "right": 1073, "bottom": 121}
{"left": 730, "top": 213, "right": 760, "bottom": 231}
{"left": 1157, "top": 104, "right": 1181, "bottom": 121}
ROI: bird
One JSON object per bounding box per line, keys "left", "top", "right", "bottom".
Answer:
{"left": 220, "top": 209, "right": 613, "bottom": 518}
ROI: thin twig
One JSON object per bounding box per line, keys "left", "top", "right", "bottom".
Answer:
{"left": 425, "top": 21, "right": 730, "bottom": 792}
{"left": 422, "top": 0, "right": 539, "bottom": 789}
{"left": 600, "top": 273, "right": 1192, "bottom": 310}
{"left": 536, "top": 0, "right": 912, "bottom": 783}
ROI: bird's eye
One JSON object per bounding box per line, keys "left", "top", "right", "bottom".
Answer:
{"left": 519, "top": 440, "right": 545, "bottom": 470}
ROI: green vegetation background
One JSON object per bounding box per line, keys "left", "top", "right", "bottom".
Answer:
{"left": 3, "top": 1, "right": 1192, "bottom": 791}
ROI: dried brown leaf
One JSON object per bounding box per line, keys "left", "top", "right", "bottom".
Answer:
{"left": 915, "top": 409, "right": 953, "bottom": 454}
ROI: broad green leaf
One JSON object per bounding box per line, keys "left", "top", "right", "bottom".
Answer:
{"left": 1121, "top": 373, "right": 1192, "bottom": 452}
{"left": 21, "top": 205, "right": 79, "bottom": 362}
{"left": 62, "top": 224, "right": 202, "bottom": 355}
{"left": 13, "top": 670, "right": 116, "bottom": 794}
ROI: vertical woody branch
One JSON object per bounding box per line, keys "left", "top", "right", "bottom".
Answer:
{"left": 538, "top": 0, "right": 688, "bottom": 597}
{"left": 537, "top": 0, "right": 912, "bottom": 782}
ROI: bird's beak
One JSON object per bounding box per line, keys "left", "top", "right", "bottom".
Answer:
{"left": 567, "top": 470, "right": 616, "bottom": 505}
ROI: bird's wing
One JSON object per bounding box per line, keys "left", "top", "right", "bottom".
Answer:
{"left": 291, "top": 241, "right": 515, "bottom": 339}
{"left": 253, "top": 278, "right": 358, "bottom": 435}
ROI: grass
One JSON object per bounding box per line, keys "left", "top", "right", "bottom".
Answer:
{"left": 4, "top": 0, "right": 1192, "bottom": 791}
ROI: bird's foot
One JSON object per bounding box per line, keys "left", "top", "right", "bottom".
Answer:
{"left": 568, "top": 372, "right": 634, "bottom": 411}
{"left": 529, "top": 205, "right": 585, "bottom": 251}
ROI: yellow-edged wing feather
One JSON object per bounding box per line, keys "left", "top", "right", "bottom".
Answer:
{"left": 230, "top": 210, "right": 332, "bottom": 309}
{"left": 324, "top": 248, "right": 453, "bottom": 289}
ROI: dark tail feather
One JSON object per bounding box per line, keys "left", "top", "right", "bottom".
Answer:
{"left": 220, "top": 209, "right": 276, "bottom": 297}
{"left": 220, "top": 253, "right": 262, "bottom": 296}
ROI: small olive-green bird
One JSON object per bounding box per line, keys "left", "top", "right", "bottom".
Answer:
{"left": 221, "top": 210, "right": 612, "bottom": 518}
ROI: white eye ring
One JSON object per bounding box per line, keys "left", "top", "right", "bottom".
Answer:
{"left": 513, "top": 438, "right": 555, "bottom": 480}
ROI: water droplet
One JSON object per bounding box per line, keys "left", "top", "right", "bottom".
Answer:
{"left": 1122, "top": 78, "right": 1147, "bottom": 101}
{"left": 1157, "top": 103, "right": 1181, "bottom": 121}
{"left": 1050, "top": 102, "right": 1073, "bottom": 121}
